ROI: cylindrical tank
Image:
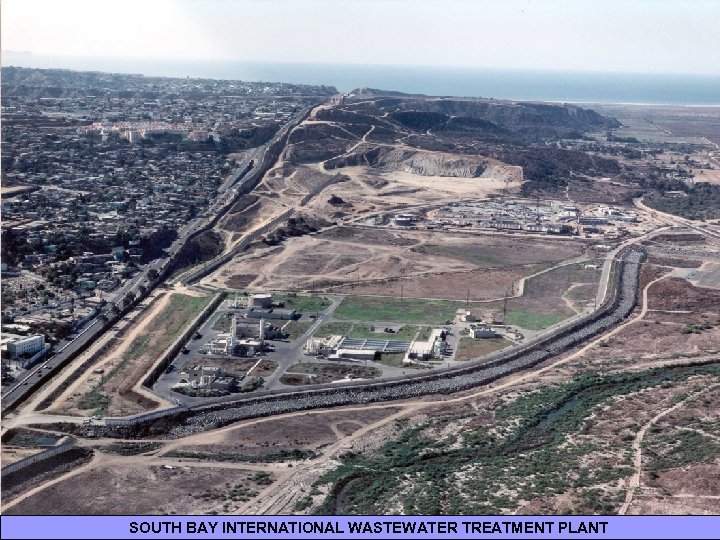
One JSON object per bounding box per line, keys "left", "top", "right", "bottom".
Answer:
{"left": 250, "top": 293, "right": 272, "bottom": 308}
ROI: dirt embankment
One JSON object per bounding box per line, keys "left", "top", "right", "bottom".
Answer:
{"left": 324, "top": 145, "right": 522, "bottom": 182}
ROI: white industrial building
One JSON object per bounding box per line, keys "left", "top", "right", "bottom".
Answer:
{"left": 4, "top": 334, "right": 45, "bottom": 357}
{"left": 206, "top": 315, "right": 265, "bottom": 356}
{"left": 404, "top": 329, "right": 446, "bottom": 362}
{"left": 332, "top": 349, "right": 377, "bottom": 361}
{"left": 304, "top": 335, "right": 344, "bottom": 356}
{"left": 175, "top": 365, "right": 238, "bottom": 392}
{"left": 471, "top": 324, "right": 498, "bottom": 339}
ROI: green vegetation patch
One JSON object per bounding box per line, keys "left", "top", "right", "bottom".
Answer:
{"left": 314, "top": 363, "right": 720, "bottom": 515}
{"left": 250, "top": 471, "right": 274, "bottom": 485}
{"left": 198, "top": 483, "right": 258, "bottom": 503}
{"left": 645, "top": 183, "right": 720, "bottom": 221}
{"left": 313, "top": 322, "right": 353, "bottom": 337}
{"left": 503, "top": 309, "right": 567, "bottom": 331}
{"left": 645, "top": 428, "right": 720, "bottom": 473}
{"left": 334, "top": 296, "right": 461, "bottom": 325}
{"left": 680, "top": 322, "right": 714, "bottom": 335}
{"left": 275, "top": 293, "right": 332, "bottom": 314}
{"left": 565, "top": 283, "right": 599, "bottom": 304}
{"left": 76, "top": 388, "right": 111, "bottom": 416}
{"left": 102, "top": 442, "right": 163, "bottom": 455}
{"left": 167, "top": 448, "right": 316, "bottom": 463}
{"left": 376, "top": 353, "right": 429, "bottom": 369}
{"left": 476, "top": 262, "right": 600, "bottom": 330}
{"left": 3, "top": 429, "right": 62, "bottom": 447}
{"left": 294, "top": 496, "right": 313, "bottom": 512}
{"left": 108, "top": 293, "right": 212, "bottom": 382}
{"left": 348, "top": 324, "right": 424, "bottom": 340}
{"left": 283, "top": 320, "right": 315, "bottom": 340}
{"left": 454, "top": 337, "right": 512, "bottom": 361}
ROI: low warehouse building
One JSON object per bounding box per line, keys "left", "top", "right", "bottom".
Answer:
{"left": 331, "top": 349, "right": 378, "bottom": 361}
{"left": 405, "top": 329, "right": 446, "bottom": 362}
{"left": 245, "top": 308, "right": 296, "bottom": 320}
{"left": 472, "top": 324, "right": 498, "bottom": 339}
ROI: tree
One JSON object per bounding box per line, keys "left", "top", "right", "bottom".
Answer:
{"left": 122, "top": 291, "right": 136, "bottom": 308}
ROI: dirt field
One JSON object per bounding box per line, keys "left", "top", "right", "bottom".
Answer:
{"left": 219, "top": 195, "right": 287, "bottom": 235}
{"left": 568, "top": 265, "right": 720, "bottom": 374}
{"left": 213, "top": 226, "right": 585, "bottom": 301}
{"left": 454, "top": 337, "right": 511, "bottom": 361}
{"left": 162, "top": 407, "right": 404, "bottom": 462}
{"left": 467, "top": 261, "right": 601, "bottom": 330}
{"left": 3, "top": 462, "right": 266, "bottom": 515}
{"left": 281, "top": 362, "right": 382, "bottom": 386}
{"left": 689, "top": 262, "right": 720, "bottom": 288}
{"left": 207, "top": 114, "right": 525, "bottom": 286}
{"left": 1, "top": 446, "right": 47, "bottom": 467}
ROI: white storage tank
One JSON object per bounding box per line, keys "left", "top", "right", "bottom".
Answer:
{"left": 249, "top": 293, "right": 272, "bottom": 309}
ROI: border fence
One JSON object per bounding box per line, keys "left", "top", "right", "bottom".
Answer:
{"left": 1, "top": 438, "right": 76, "bottom": 477}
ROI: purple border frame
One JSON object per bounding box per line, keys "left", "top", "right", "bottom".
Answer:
{"left": 2, "top": 515, "right": 719, "bottom": 539}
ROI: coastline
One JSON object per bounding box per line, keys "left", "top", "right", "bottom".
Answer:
{"left": 3, "top": 55, "right": 720, "bottom": 107}
{"left": 545, "top": 100, "right": 720, "bottom": 108}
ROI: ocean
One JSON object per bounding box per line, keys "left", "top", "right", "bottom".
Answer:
{"left": 3, "top": 53, "right": 720, "bottom": 106}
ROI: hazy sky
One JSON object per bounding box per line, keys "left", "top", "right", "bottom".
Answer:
{"left": 3, "top": 0, "right": 719, "bottom": 74}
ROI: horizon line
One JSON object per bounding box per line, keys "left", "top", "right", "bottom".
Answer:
{"left": 3, "top": 52, "right": 720, "bottom": 79}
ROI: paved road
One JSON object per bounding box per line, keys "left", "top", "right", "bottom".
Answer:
{"left": 634, "top": 197, "right": 720, "bottom": 241}
{"left": 2, "top": 138, "right": 264, "bottom": 412}
{"left": 1, "top": 107, "right": 316, "bottom": 414}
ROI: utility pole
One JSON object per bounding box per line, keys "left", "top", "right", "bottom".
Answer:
{"left": 503, "top": 288, "right": 509, "bottom": 325}
{"left": 466, "top": 289, "right": 470, "bottom": 308}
